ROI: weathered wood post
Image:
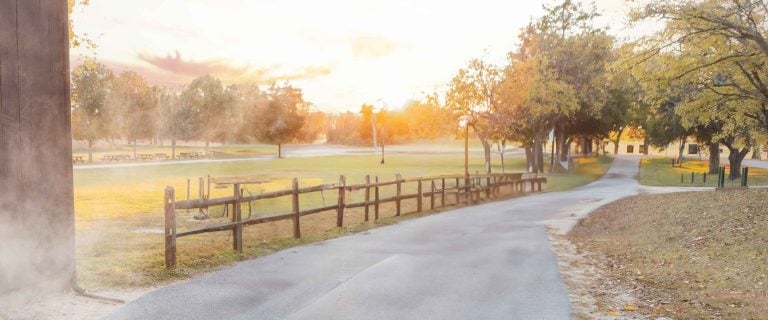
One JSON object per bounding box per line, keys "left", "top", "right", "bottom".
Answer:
{"left": 186, "top": 178, "right": 191, "bottom": 213}
{"left": 396, "top": 174, "right": 402, "bottom": 216}
{"left": 538, "top": 178, "right": 543, "bottom": 191}
{"left": 485, "top": 176, "right": 491, "bottom": 198}
{"left": 364, "top": 175, "right": 371, "bottom": 221}
{"left": 430, "top": 180, "right": 436, "bottom": 210}
{"left": 441, "top": 178, "right": 446, "bottom": 207}
{"left": 374, "top": 176, "right": 380, "bottom": 220}
{"left": 232, "top": 183, "right": 243, "bottom": 253}
{"left": 164, "top": 187, "right": 177, "bottom": 268}
{"left": 337, "top": 175, "right": 346, "bottom": 227}
{"left": 292, "top": 178, "right": 300, "bottom": 238}
{"left": 0, "top": 0, "right": 76, "bottom": 293}
{"left": 455, "top": 177, "right": 460, "bottom": 204}
{"left": 417, "top": 179, "right": 423, "bottom": 212}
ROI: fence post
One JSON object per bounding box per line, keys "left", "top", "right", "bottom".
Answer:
{"left": 417, "top": 179, "right": 423, "bottom": 213}
{"left": 337, "top": 175, "right": 346, "bottom": 227}
{"left": 691, "top": 172, "right": 695, "bottom": 184}
{"left": 164, "top": 186, "right": 176, "bottom": 269}
{"left": 199, "top": 177, "right": 206, "bottom": 217}
{"left": 232, "top": 183, "right": 243, "bottom": 253}
{"left": 455, "top": 177, "right": 460, "bottom": 204}
{"left": 680, "top": 173, "right": 684, "bottom": 184}
{"left": 292, "top": 178, "right": 300, "bottom": 239}
{"left": 538, "top": 178, "right": 542, "bottom": 191}
{"left": 186, "top": 178, "right": 190, "bottom": 213}
{"left": 207, "top": 174, "right": 211, "bottom": 200}
{"left": 364, "top": 175, "right": 371, "bottom": 221}
{"left": 741, "top": 167, "right": 749, "bottom": 187}
{"left": 703, "top": 172, "right": 707, "bottom": 184}
{"left": 485, "top": 176, "right": 491, "bottom": 198}
{"left": 430, "top": 180, "right": 436, "bottom": 210}
{"left": 396, "top": 174, "right": 402, "bottom": 216}
{"left": 718, "top": 166, "right": 725, "bottom": 188}
{"left": 374, "top": 176, "right": 380, "bottom": 220}
{"left": 441, "top": 178, "right": 446, "bottom": 207}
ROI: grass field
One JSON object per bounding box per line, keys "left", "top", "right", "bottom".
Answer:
{"left": 569, "top": 190, "right": 768, "bottom": 319}
{"left": 74, "top": 152, "right": 613, "bottom": 288}
{"left": 638, "top": 158, "right": 768, "bottom": 187}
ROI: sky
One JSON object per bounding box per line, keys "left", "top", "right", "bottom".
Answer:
{"left": 70, "top": 0, "right": 654, "bottom": 112}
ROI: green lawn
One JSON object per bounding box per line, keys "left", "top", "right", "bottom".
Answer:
{"left": 638, "top": 158, "right": 768, "bottom": 187}
{"left": 74, "top": 152, "right": 613, "bottom": 288}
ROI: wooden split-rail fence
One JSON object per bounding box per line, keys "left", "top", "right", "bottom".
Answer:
{"left": 164, "top": 172, "right": 547, "bottom": 268}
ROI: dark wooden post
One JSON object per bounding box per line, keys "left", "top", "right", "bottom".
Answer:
{"left": 292, "top": 178, "right": 300, "bottom": 238}
{"left": 455, "top": 177, "right": 460, "bottom": 204}
{"left": 374, "top": 176, "right": 380, "bottom": 220}
{"left": 430, "top": 180, "right": 436, "bottom": 210}
{"left": 364, "top": 175, "right": 370, "bottom": 221}
{"left": 417, "top": 179, "right": 423, "bottom": 212}
{"left": 396, "top": 174, "right": 402, "bottom": 216}
{"left": 486, "top": 176, "right": 491, "bottom": 198}
{"left": 337, "top": 175, "right": 346, "bottom": 227}
{"left": 232, "top": 183, "right": 243, "bottom": 253}
{"left": 164, "top": 187, "right": 177, "bottom": 268}
{"left": 0, "top": 0, "right": 75, "bottom": 293}
{"left": 538, "top": 179, "right": 542, "bottom": 191}
{"left": 441, "top": 178, "right": 446, "bottom": 207}
{"left": 186, "top": 178, "right": 191, "bottom": 213}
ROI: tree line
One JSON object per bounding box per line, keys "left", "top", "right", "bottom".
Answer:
{"left": 71, "top": 59, "right": 458, "bottom": 162}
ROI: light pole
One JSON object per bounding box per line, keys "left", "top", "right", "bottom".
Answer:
{"left": 459, "top": 116, "right": 469, "bottom": 203}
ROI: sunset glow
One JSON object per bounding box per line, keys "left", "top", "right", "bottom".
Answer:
{"left": 71, "top": 0, "right": 635, "bottom": 111}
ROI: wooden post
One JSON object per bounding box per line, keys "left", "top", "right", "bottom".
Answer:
{"left": 186, "top": 178, "right": 191, "bottom": 213}
{"left": 430, "top": 180, "right": 436, "bottom": 210}
{"left": 292, "top": 178, "right": 300, "bottom": 238}
{"left": 207, "top": 174, "right": 211, "bottom": 199}
{"left": 199, "top": 177, "right": 205, "bottom": 216}
{"left": 374, "top": 176, "right": 380, "bottom": 220}
{"left": 164, "top": 187, "right": 177, "bottom": 268}
{"left": 364, "top": 175, "right": 370, "bottom": 221}
{"left": 486, "top": 176, "right": 491, "bottom": 198}
{"left": 417, "top": 179, "right": 423, "bottom": 212}
{"left": 455, "top": 177, "right": 460, "bottom": 204}
{"left": 337, "top": 175, "right": 346, "bottom": 227}
{"left": 396, "top": 174, "right": 402, "bottom": 216}
{"left": 232, "top": 183, "right": 243, "bottom": 253}
{"left": 441, "top": 178, "right": 446, "bottom": 207}
{"left": 538, "top": 179, "right": 542, "bottom": 191}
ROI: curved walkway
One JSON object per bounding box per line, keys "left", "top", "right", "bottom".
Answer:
{"left": 105, "top": 156, "right": 707, "bottom": 320}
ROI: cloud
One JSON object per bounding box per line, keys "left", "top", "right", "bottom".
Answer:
{"left": 135, "top": 51, "right": 332, "bottom": 85}
{"left": 350, "top": 36, "right": 399, "bottom": 58}
{"left": 138, "top": 50, "right": 249, "bottom": 78}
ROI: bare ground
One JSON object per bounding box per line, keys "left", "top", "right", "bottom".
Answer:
{"left": 561, "top": 189, "right": 768, "bottom": 320}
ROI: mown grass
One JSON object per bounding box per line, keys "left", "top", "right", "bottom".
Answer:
{"left": 638, "top": 158, "right": 768, "bottom": 187}
{"left": 72, "top": 144, "right": 276, "bottom": 163}
{"left": 74, "top": 153, "right": 612, "bottom": 288}
{"left": 544, "top": 156, "right": 614, "bottom": 192}
{"left": 569, "top": 190, "right": 768, "bottom": 319}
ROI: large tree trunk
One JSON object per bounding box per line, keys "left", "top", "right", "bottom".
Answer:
{"left": 557, "top": 127, "right": 568, "bottom": 162}
{"left": 677, "top": 136, "right": 686, "bottom": 165}
{"left": 533, "top": 134, "right": 545, "bottom": 173}
{"left": 643, "top": 135, "right": 650, "bottom": 155}
{"left": 88, "top": 139, "right": 94, "bottom": 163}
{"left": 613, "top": 127, "right": 624, "bottom": 155}
{"left": 524, "top": 146, "right": 534, "bottom": 173}
{"left": 708, "top": 142, "right": 720, "bottom": 174}
{"left": 726, "top": 144, "right": 750, "bottom": 179}
{"left": 481, "top": 139, "right": 492, "bottom": 174}
{"left": 171, "top": 139, "right": 176, "bottom": 160}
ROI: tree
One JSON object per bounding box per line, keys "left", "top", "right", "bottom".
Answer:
{"left": 253, "top": 83, "right": 307, "bottom": 158}
{"left": 446, "top": 58, "right": 503, "bottom": 174}
{"left": 110, "top": 71, "right": 157, "bottom": 158}
{"left": 71, "top": 59, "right": 114, "bottom": 162}
{"left": 403, "top": 93, "right": 453, "bottom": 141}
{"left": 180, "top": 75, "right": 236, "bottom": 155}
{"left": 359, "top": 104, "right": 377, "bottom": 146}
{"left": 158, "top": 89, "right": 195, "bottom": 159}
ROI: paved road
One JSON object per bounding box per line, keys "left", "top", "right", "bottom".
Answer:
{"left": 105, "top": 156, "right": 699, "bottom": 320}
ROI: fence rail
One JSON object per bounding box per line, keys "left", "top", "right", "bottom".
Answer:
{"left": 164, "top": 172, "right": 546, "bottom": 268}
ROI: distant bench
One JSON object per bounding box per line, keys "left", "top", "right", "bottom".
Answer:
{"left": 72, "top": 156, "right": 85, "bottom": 164}
{"left": 178, "top": 152, "right": 203, "bottom": 159}
{"left": 101, "top": 154, "right": 131, "bottom": 162}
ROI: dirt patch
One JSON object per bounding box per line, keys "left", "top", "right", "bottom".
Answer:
{"left": 0, "top": 287, "right": 152, "bottom": 320}
{"left": 549, "top": 232, "right": 646, "bottom": 319}
{"left": 567, "top": 189, "right": 768, "bottom": 319}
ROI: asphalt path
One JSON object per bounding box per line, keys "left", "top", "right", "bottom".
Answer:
{"left": 105, "top": 156, "right": 704, "bottom": 320}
